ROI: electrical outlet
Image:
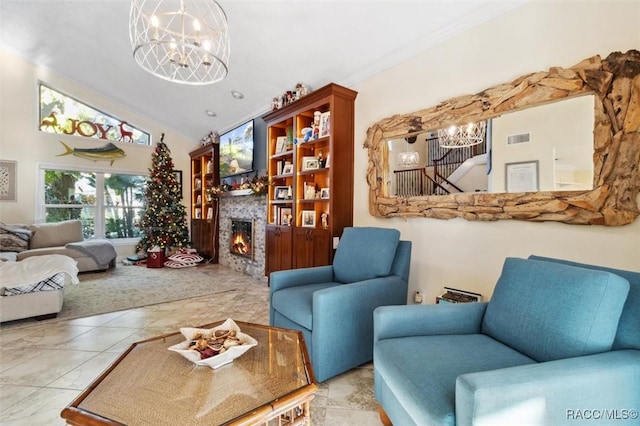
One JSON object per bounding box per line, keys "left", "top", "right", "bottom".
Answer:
{"left": 414, "top": 291, "right": 423, "bottom": 304}
{"left": 333, "top": 236, "right": 339, "bottom": 249}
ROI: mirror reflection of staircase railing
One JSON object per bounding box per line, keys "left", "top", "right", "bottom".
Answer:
{"left": 394, "top": 137, "right": 487, "bottom": 197}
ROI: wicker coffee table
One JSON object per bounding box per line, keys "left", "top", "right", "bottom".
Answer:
{"left": 61, "top": 321, "right": 317, "bottom": 425}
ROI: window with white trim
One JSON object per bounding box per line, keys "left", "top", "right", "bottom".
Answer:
{"left": 40, "top": 166, "right": 147, "bottom": 241}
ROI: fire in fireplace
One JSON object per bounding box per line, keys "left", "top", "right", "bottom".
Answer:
{"left": 230, "top": 219, "right": 254, "bottom": 260}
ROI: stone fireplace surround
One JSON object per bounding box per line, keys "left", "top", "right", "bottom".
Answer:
{"left": 218, "top": 193, "right": 267, "bottom": 281}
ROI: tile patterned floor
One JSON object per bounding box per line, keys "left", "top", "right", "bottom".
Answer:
{"left": 0, "top": 266, "right": 383, "bottom": 426}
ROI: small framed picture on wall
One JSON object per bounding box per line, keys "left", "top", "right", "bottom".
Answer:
{"left": 0, "top": 160, "right": 17, "bottom": 202}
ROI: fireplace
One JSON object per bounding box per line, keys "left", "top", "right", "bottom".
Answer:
{"left": 230, "top": 218, "right": 254, "bottom": 260}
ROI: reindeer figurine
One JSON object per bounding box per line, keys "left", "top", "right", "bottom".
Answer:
{"left": 40, "top": 111, "right": 59, "bottom": 132}
{"left": 118, "top": 121, "right": 134, "bottom": 143}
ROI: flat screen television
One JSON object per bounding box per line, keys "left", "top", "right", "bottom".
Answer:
{"left": 219, "top": 119, "right": 254, "bottom": 178}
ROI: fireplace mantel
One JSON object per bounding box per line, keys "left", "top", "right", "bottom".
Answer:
{"left": 218, "top": 189, "right": 254, "bottom": 197}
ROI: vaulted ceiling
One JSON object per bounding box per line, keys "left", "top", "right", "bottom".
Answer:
{"left": 0, "top": 0, "right": 525, "bottom": 145}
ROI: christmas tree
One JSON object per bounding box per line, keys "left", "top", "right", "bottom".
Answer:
{"left": 136, "top": 134, "right": 189, "bottom": 252}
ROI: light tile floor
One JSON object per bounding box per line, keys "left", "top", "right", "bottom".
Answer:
{"left": 0, "top": 266, "right": 383, "bottom": 426}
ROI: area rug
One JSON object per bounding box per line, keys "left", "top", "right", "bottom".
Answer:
{"left": 55, "top": 263, "right": 245, "bottom": 321}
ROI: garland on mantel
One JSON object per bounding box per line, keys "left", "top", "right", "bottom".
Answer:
{"left": 208, "top": 173, "right": 269, "bottom": 197}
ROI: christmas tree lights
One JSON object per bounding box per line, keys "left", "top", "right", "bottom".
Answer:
{"left": 136, "top": 134, "right": 189, "bottom": 252}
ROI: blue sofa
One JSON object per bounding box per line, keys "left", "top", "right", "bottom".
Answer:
{"left": 270, "top": 227, "right": 411, "bottom": 382}
{"left": 373, "top": 256, "right": 640, "bottom": 425}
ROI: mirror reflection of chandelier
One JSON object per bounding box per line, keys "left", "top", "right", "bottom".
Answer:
{"left": 397, "top": 151, "right": 420, "bottom": 167}
{"left": 397, "top": 135, "right": 420, "bottom": 167}
{"left": 129, "top": 0, "right": 230, "bottom": 85}
{"left": 438, "top": 121, "right": 487, "bottom": 148}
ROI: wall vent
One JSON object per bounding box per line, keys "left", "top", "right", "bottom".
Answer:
{"left": 507, "top": 133, "right": 531, "bottom": 145}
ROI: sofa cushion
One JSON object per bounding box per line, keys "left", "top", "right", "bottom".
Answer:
{"left": 271, "top": 282, "right": 341, "bottom": 329}
{"left": 529, "top": 255, "right": 640, "bottom": 351}
{"left": 482, "top": 257, "right": 629, "bottom": 362}
{"left": 29, "top": 220, "right": 83, "bottom": 249}
{"left": 374, "top": 334, "right": 535, "bottom": 425}
{"left": 333, "top": 227, "right": 400, "bottom": 283}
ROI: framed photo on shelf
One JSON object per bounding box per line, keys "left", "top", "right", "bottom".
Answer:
{"left": 279, "top": 207, "right": 292, "bottom": 226}
{"left": 319, "top": 111, "right": 331, "bottom": 138}
{"left": 274, "top": 185, "right": 289, "bottom": 200}
{"left": 505, "top": 160, "right": 539, "bottom": 193}
{"left": 275, "top": 136, "right": 288, "bottom": 153}
{"left": 302, "top": 156, "right": 319, "bottom": 171}
{"left": 320, "top": 188, "right": 330, "bottom": 199}
{"left": 282, "top": 163, "right": 294, "bottom": 174}
{"left": 301, "top": 210, "right": 316, "bottom": 227}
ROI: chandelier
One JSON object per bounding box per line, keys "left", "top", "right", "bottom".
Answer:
{"left": 129, "top": 0, "right": 230, "bottom": 85}
{"left": 397, "top": 136, "right": 420, "bottom": 167}
{"left": 437, "top": 121, "right": 486, "bottom": 148}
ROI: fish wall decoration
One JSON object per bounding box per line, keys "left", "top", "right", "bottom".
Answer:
{"left": 57, "top": 141, "right": 126, "bottom": 165}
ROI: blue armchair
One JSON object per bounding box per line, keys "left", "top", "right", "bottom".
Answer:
{"left": 270, "top": 227, "right": 411, "bottom": 382}
{"left": 374, "top": 256, "right": 640, "bottom": 425}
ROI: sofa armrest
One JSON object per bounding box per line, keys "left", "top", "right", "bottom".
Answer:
{"left": 456, "top": 350, "right": 640, "bottom": 426}
{"left": 311, "top": 275, "right": 408, "bottom": 374}
{"left": 374, "top": 302, "right": 488, "bottom": 342}
{"left": 269, "top": 265, "right": 334, "bottom": 293}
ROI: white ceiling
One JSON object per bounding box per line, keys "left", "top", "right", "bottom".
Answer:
{"left": 0, "top": 0, "right": 525, "bottom": 145}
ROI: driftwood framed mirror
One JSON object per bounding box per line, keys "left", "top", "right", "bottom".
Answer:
{"left": 364, "top": 50, "right": 640, "bottom": 226}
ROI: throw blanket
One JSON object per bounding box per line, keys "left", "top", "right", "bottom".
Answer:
{"left": 0, "top": 254, "right": 79, "bottom": 287}
{"left": 3, "top": 273, "right": 66, "bottom": 296}
{"left": 66, "top": 239, "right": 117, "bottom": 268}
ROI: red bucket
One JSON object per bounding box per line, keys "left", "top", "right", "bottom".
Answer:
{"left": 146, "top": 250, "right": 166, "bottom": 268}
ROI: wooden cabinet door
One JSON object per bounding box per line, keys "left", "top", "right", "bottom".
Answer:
{"left": 191, "top": 219, "right": 214, "bottom": 259}
{"left": 293, "top": 228, "right": 331, "bottom": 269}
{"left": 266, "top": 225, "right": 292, "bottom": 275}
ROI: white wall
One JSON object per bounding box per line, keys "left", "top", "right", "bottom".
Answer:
{"left": 0, "top": 49, "right": 198, "bottom": 258}
{"left": 353, "top": 1, "right": 640, "bottom": 303}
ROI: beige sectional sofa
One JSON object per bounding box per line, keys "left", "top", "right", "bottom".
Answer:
{"left": 0, "top": 220, "right": 117, "bottom": 323}
{"left": 5, "top": 220, "right": 117, "bottom": 272}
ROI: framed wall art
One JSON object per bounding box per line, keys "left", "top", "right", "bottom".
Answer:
{"left": 0, "top": 160, "right": 17, "bottom": 202}
{"left": 505, "top": 161, "right": 539, "bottom": 193}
